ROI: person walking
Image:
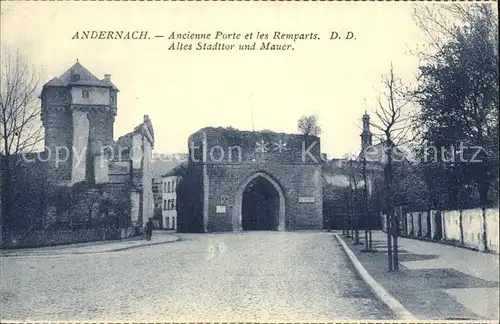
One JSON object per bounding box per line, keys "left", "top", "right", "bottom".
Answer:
{"left": 145, "top": 218, "right": 154, "bottom": 241}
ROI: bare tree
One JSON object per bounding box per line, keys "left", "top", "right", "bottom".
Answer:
{"left": 370, "top": 63, "right": 416, "bottom": 272}
{"left": 0, "top": 46, "right": 43, "bottom": 227}
{"left": 347, "top": 160, "right": 358, "bottom": 243}
{"left": 359, "top": 152, "right": 378, "bottom": 252}
{"left": 1, "top": 47, "right": 43, "bottom": 155}
{"left": 341, "top": 154, "right": 363, "bottom": 244}
{"left": 297, "top": 115, "right": 321, "bottom": 136}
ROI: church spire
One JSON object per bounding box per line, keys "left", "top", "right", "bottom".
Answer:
{"left": 361, "top": 108, "right": 372, "bottom": 151}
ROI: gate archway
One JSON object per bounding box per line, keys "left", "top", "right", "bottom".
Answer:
{"left": 232, "top": 172, "right": 286, "bottom": 231}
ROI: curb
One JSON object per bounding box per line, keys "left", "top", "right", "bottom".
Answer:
{"left": 104, "top": 236, "right": 182, "bottom": 253}
{"left": 334, "top": 233, "right": 417, "bottom": 320}
{"left": 0, "top": 236, "right": 182, "bottom": 257}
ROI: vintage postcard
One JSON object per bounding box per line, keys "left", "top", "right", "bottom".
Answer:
{"left": 0, "top": 1, "right": 498, "bottom": 322}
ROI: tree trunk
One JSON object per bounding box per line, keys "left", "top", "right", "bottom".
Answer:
{"left": 1, "top": 154, "right": 11, "bottom": 230}
{"left": 362, "top": 157, "right": 369, "bottom": 250}
{"left": 478, "top": 176, "right": 489, "bottom": 251}
{"left": 482, "top": 207, "right": 487, "bottom": 251}
{"left": 393, "top": 233, "right": 399, "bottom": 270}
{"left": 392, "top": 208, "right": 399, "bottom": 271}
{"left": 459, "top": 208, "right": 464, "bottom": 245}
{"left": 353, "top": 181, "right": 361, "bottom": 245}
{"left": 386, "top": 214, "right": 393, "bottom": 271}
{"left": 369, "top": 168, "right": 375, "bottom": 250}
{"left": 385, "top": 139, "right": 395, "bottom": 271}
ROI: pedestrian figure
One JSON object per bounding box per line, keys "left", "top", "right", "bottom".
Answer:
{"left": 145, "top": 218, "right": 154, "bottom": 241}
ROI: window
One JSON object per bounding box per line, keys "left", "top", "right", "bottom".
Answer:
{"left": 58, "top": 149, "right": 67, "bottom": 160}
{"left": 163, "top": 182, "right": 167, "bottom": 192}
{"left": 110, "top": 96, "right": 115, "bottom": 104}
{"left": 167, "top": 199, "right": 175, "bottom": 210}
{"left": 163, "top": 199, "right": 167, "bottom": 211}
{"left": 72, "top": 73, "right": 80, "bottom": 82}
{"left": 165, "top": 217, "right": 170, "bottom": 229}
{"left": 82, "top": 90, "right": 89, "bottom": 98}
{"left": 167, "top": 181, "right": 171, "bottom": 193}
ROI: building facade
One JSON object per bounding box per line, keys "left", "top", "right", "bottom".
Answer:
{"left": 161, "top": 173, "right": 181, "bottom": 230}
{"left": 152, "top": 178, "right": 163, "bottom": 210}
{"left": 183, "top": 127, "right": 323, "bottom": 233}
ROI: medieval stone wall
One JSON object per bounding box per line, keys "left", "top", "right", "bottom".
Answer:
{"left": 205, "top": 163, "right": 323, "bottom": 232}
{"left": 6, "top": 155, "right": 48, "bottom": 229}
{"left": 42, "top": 108, "right": 73, "bottom": 184}
{"left": 140, "top": 132, "right": 154, "bottom": 227}
{"left": 87, "top": 109, "right": 115, "bottom": 149}
{"left": 1, "top": 64, "right": 157, "bottom": 248}
{"left": 189, "top": 127, "right": 323, "bottom": 232}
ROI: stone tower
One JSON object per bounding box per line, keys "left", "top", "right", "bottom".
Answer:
{"left": 360, "top": 111, "right": 373, "bottom": 151}
{"left": 40, "top": 61, "right": 119, "bottom": 186}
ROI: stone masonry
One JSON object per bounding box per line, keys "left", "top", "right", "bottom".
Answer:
{"left": 188, "top": 127, "right": 323, "bottom": 232}
{"left": 30, "top": 61, "right": 155, "bottom": 231}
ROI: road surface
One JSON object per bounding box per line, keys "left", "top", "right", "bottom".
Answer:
{"left": 1, "top": 231, "right": 394, "bottom": 321}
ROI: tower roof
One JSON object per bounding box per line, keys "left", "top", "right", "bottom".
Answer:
{"left": 44, "top": 77, "right": 65, "bottom": 87}
{"left": 100, "top": 77, "right": 120, "bottom": 91}
{"left": 42, "top": 61, "right": 118, "bottom": 90}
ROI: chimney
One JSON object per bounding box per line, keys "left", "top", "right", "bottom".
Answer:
{"left": 104, "top": 74, "right": 111, "bottom": 80}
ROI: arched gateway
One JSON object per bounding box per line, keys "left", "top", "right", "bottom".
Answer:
{"left": 233, "top": 172, "right": 286, "bottom": 231}
{"left": 184, "top": 127, "right": 323, "bottom": 233}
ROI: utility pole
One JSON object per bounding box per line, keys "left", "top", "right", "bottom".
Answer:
{"left": 249, "top": 93, "right": 255, "bottom": 132}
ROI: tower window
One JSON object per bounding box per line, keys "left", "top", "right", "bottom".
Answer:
{"left": 110, "top": 96, "right": 115, "bottom": 104}
{"left": 82, "top": 90, "right": 89, "bottom": 98}
{"left": 72, "top": 74, "right": 81, "bottom": 82}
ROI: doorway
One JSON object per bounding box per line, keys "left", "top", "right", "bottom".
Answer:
{"left": 241, "top": 176, "right": 280, "bottom": 230}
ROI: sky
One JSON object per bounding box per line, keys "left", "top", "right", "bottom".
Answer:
{"left": 1, "top": 2, "right": 435, "bottom": 158}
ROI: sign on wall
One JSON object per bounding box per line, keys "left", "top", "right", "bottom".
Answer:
{"left": 216, "top": 205, "right": 227, "bottom": 213}
{"left": 299, "top": 197, "right": 315, "bottom": 203}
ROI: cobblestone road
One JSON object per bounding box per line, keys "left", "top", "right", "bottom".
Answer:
{"left": 1, "top": 232, "right": 394, "bottom": 321}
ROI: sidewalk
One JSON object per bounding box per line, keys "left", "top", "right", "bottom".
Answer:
{"left": 338, "top": 230, "right": 499, "bottom": 320}
{"left": 0, "top": 231, "right": 180, "bottom": 257}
